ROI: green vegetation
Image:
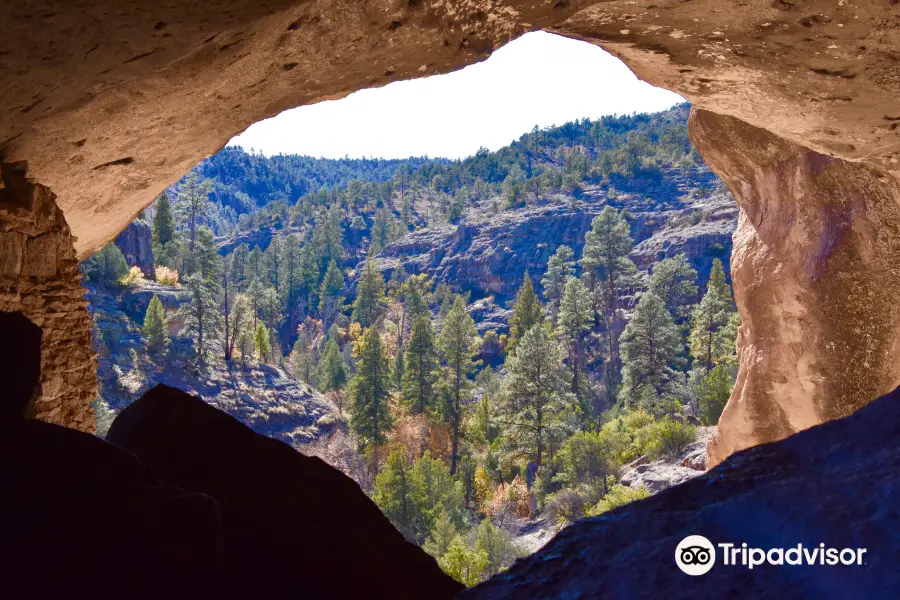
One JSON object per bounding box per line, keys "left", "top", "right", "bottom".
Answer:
{"left": 82, "top": 243, "right": 129, "bottom": 288}
{"left": 143, "top": 295, "right": 169, "bottom": 353}
{"left": 86, "top": 104, "right": 738, "bottom": 588}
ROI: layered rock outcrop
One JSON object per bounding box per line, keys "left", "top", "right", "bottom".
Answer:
{"left": 374, "top": 171, "right": 734, "bottom": 307}
{"left": 114, "top": 219, "right": 155, "bottom": 279}
{"left": 690, "top": 109, "right": 900, "bottom": 467}
{"left": 0, "top": 162, "right": 95, "bottom": 431}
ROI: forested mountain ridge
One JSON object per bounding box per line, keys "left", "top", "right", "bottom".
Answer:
{"left": 372, "top": 165, "right": 734, "bottom": 312}
{"left": 174, "top": 149, "right": 440, "bottom": 237}
{"left": 83, "top": 102, "right": 742, "bottom": 589}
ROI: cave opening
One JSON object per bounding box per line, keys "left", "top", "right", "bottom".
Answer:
{"left": 3, "top": 2, "right": 900, "bottom": 595}
{"left": 79, "top": 30, "right": 739, "bottom": 587}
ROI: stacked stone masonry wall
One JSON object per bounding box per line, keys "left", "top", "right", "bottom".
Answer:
{"left": 0, "top": 162, "right": 95, "bottom": 432}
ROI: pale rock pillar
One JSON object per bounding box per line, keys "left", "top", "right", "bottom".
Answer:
{"left": 689, "top": 109, "right": 900, "bottom": 467}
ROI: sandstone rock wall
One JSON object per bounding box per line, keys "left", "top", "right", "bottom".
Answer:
{"left": 0, "top": 162, "right": 95, "bottom": 432}
{"left": 2, "top": 1, "right": 899, "bottom": 258}
{"left": 689, "top": 110, "right": 900, "bottom": 466}
{"left": 114, "top": 219, "right": 155, "bottom": 279}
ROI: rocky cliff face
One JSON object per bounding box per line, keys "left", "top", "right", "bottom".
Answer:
{"left": 113, "top": 219, "right": 156, "bottom": 279}
{"left": 87, "top": 281, "right": 336, "bottom": 447}
{"left": 690, "top": 110, "right": 900, "bottom": 468}
{"left": 374, "top": 166, "right": 735, "bottom": 314}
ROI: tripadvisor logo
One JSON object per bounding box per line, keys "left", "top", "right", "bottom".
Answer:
{"left": 674, "top": 535, "right": 868, "bottom": 576}
{"left": 676, "top": 535, "right": 716, "bottom": 576}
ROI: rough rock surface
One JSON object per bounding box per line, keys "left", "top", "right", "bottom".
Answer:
{"left": 106, "top": 384, "right": 463, "bottom": 600}
{"left": 690, "top": 110, "right": 900, "bottom": 467}
{"left": 1, "top": 1, "right": 899, "bottom": 258}
{"left": 375, "top": 168, "right": 734, "bottom": 307}
{"left": 620, "top": 461, "right": 702, "bottom": 494}
{"left": 619, "top": 426, "right": 713, "bottom": 492}
{"left": 88, "top": 281, "right": 334, "bottom": 446}
{"left": 464, "top": 385, "right": 900, "bottom": 599}
{"left": 0, "top": 162, "right": 95, "bottom": 431}
{"left": 113, "top": 218, "right": 156, "bottom": 279}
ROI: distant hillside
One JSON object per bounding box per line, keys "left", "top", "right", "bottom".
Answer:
{"left": 128, "top": 103, "right": 736, "bottom": 352}
{"left": 172, "top": 148, "right": 440, "bottom": 236}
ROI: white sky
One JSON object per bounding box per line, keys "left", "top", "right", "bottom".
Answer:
{"left": 228, "top": 31, "right": 684, "bottom": 160}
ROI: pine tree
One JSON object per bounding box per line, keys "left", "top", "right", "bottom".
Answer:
{"left": 176, "top": 172, "right": 211, "bottom": 276}
{"left": 498, "top": 325, "right": 572, "bottom": 467}
{"left": 312, "top": 205, "right": 343, "bottom": 270}
{"left": 318, "top": 259, "right": 345, "bottom": 329}
{"left": 230, "top": 243, "right": 250, "bottom": 292}
{"left": 401, "top": 274, "right": 432, "bottom": 323}
{"left": 226, "top": 293, "right": 251, "bottom": 361}
{"left": 197, "top": 226, "right": 221, "bottom": 283}
{"left": 439, "top": 537, "right": 488, "bottom": 587}
{"left": 697, "top": 363, "right": 733, "bottom": 425}
{"left": 437, "top": 295, "right": 480, "bottom": 474}
{"left": 541, "top": 246, "right": 575, "bottom": 323}
{"left": 247, "top": 246, "right": 264, "bottom": 285}
{"left": 423, "top": 510, "right": 457, "bottom": 559}
{"left": 580, "top": 206, "right": 638, "bottom": 403}
{"left": 152, "top": 192, "right": 177, "bottom": 268}
{"left": 319, "top": 337, "right": 348, "bottom": 391}
{"left": 263, "top": 236, "right": 283, "bottom": 291}
{"left": 352, "top": 260, "right": 387, "bottom": 327}
{"left": 396, "top": 273, "right": 432, "bottom": 353}
{"left": 412, "top": 451, "right": 465, "bottom": 534}
{"left": 370, "top": 208, "right": 393, "bottom": 254}
{"left": 456, "top": 453, "right": 477, "bottom": 510}
{"left": 349, "top": 327, "right": 393, "bottom": 447}
{"left": 393, "top": 350, "right": 405, "bottom": 392}
{"left": 557, "top": 277, "right": 592, "bottom": 419}
{"left": 279, "top": 235, "right": 304, "bottom": 330}
{"left": 688, "top": 259, "right": 736, "bottom": 369}
{"left": 257, "top": 285, "right": 282, "bottom": 350}
{"left": 254, "top": 321, "right": 271, "bottom": 363}
{"left": 401, "top": 316, "right": 439, "bottom": 415}
{"left": 143, "top": 294, "right": 169, "bottom": 353}
{"left": 649, "top": 253, "right": 698, "bottom": 321}
{"left": 373, "top": 448, "right": 422, "bottom": 542}
{"left": 475, "top": 520, "right": 520, "bottom": 579}
{"left": 179, "top": 271, "right": 223, "bottom": 361}
{"left": 507, "top": 273, "right": 543, "bottom": 355}
{"left": 448, "top": 187, "right": 468, "bottom": 223}
{"left": 619, "top": 292, "right": 684, "bottom": 408}
{"left": 82, "top": 243, "right": 129, "bottom": 288}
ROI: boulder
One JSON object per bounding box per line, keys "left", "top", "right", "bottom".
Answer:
{"left": 106, "top": 384, "right": 463, "bottom": 600}
{"left": 114, "top": 219, "right": 155, "bottom": 279}
{"left": 123, "top": 280, "right": 184, "bottom": 318}
{"left": 619, "top": 461, "right": 702, "bottom": 493}
{"left": 463, "top": 386, "right": 900, "bottom": 599}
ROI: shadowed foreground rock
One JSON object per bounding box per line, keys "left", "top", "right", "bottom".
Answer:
{"left": 106, "top": 384, "right": 462, "bottom": 600}
{"left": 0, "top": 311, "right": 222, "bottom": 599}
{"left": 463, "top": 386, "right": 900, "bottom": 600}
